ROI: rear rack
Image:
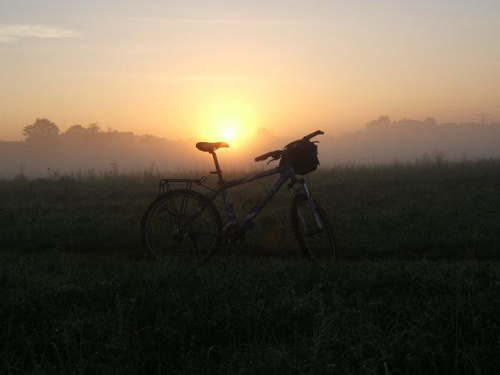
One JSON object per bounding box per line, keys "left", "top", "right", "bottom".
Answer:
{"left": 159, "top": 176, "right": 214, "bottom": 195}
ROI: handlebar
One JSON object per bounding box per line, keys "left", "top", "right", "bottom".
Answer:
{"left": 302, "top": 130, "right": 324, "bottom": 141}
{"left": 255, "top": 150, "right": 282, "bottom": 162}
{"left": 255, "top": 129, "right": 324, "bottom": 163}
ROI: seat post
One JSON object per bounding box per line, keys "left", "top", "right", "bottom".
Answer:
{"left": 210, "top": 151, "right": 225, "bottom": 184}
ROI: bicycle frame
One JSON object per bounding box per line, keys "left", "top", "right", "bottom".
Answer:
{"left": 164, "top": 152, "right": 306, "bottom": 239}
{"left": 216, "top": 164, "right": 297, "bottom": 230}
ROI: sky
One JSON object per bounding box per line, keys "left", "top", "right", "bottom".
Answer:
{"left": 1, "top": 0, "right": 499, "bottom": 145}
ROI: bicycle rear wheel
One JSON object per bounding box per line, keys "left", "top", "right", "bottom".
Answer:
{"left": 291, "top": 193, "right": 336, "bottom": 263}
{"left": 141, "top": 189, "right": 223, "bottom": 261}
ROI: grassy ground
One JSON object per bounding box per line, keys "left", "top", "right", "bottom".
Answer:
{"left": 1, "top": 158, "right": 499, "bottom": 259}
{"left": 1, "top": 159, "right": 499, "bottom": 373}
{"left": 1, "top": 253, "right": 499, "bottom": 374}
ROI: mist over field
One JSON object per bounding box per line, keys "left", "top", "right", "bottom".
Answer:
{"left": 1, "top": 116, "right": 500, "bottom": 178}
{"left": 330, "top": 116, "right": 500, "bottom": 164}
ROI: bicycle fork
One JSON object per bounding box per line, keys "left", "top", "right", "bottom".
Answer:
{"left": 290, "top": 181, "right": 324, "bottom": 235}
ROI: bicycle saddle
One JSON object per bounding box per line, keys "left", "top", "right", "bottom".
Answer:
{"left": 196, "top": 142, "right": 229, "bottom": 153}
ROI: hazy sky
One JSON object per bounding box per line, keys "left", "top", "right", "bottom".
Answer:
{"left": 1, "top": 0, "right": 499, "bottom": 143}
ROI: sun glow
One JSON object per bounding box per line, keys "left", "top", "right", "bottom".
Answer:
{"left": 216, "top": 118, "right": 249, "bottom": 148}
{"left": 195, "top": 98, "right": 259, "bottom": 152}
{"left": 223, "top": 127, "right": 236, "bottom": 142}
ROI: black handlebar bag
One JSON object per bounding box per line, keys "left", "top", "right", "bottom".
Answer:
{"left": 280, "top": 140, "right": 319, "bottom": 175}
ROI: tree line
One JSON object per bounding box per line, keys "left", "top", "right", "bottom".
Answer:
{"left": 22, "top": 118, "right": 104, "bottom": 143}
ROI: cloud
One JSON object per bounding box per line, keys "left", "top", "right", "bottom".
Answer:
{"left": 0, "top": 36, "right": 18, "bottom": 43}
{"left": 0, "top": 24, "right": 82, "bottom": 43}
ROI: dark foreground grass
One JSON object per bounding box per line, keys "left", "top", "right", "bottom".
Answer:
{"left": 1, "top": 159, "right": 499, "bottom": 373}
{"left": 1, "top": 252, "right": 499, "bottom": 374}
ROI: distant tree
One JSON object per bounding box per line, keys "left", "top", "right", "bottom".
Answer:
{"left": 23, "top": 118, "right": 60, "bottom": 142}
{"left": 65, "top": 124, "right": 87, "bottom": 135}
{"left": 376, "top": 116, "right": 391, "bottom": 126}
{"left": 424, "top": 117, "right": 437, "bottom": 126}
{"left": 87, "top": 123, "right": 100, "bottom": 134}
{"left": 366, "top": 115, "right": 392, "bottom": 130}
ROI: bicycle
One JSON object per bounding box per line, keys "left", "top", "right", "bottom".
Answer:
{"left": 140, "top": 130, "right": 336, "bottom": 263}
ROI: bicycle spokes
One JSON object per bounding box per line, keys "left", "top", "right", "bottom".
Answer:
{"left": 142, "top": 190, "right": 223, "bottom": 261}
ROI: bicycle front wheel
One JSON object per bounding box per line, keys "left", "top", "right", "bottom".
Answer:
{"left": 291, "top": 193, "right": 336, "bottom": 263}
{"left": 141, "top": 189, "right": 223, "bottom": 261}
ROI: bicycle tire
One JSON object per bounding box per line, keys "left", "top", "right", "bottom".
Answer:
{"left": 291, "top": 193, "right": 336, "bottom": 263}
{"left": 141, "top": 189, "right": 223, "bottom": 261}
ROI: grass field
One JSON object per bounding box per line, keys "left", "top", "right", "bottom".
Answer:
{"left": 1, "top": 159, "right": 499, "bottom": 374}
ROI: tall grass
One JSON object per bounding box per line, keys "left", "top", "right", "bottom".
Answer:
{"left": 3, "top": 158, "right": 498, "bottom": 259}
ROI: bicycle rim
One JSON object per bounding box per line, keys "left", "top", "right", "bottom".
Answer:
{"left": 141, "top": 189, "right": 223, "bottom": 261}
{"left": 291, "top": 193, "right": 336, "bottom": 263}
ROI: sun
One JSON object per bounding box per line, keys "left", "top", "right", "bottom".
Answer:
{"left": 223, "top": 127, "right": 236, "bottom": 142}
{"left": 195, "top": 98, "right": 258, "bottom": 150}
{"left": 218, "top": 118, "right": 243, "bottom": 144}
